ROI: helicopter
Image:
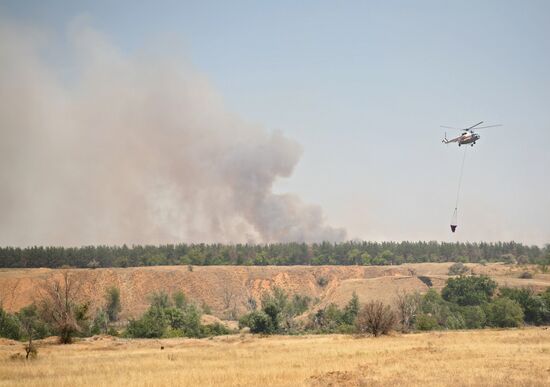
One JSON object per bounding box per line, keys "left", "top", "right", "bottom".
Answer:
{"left": 441, "top": 121, "right": 501, "bottom": 146}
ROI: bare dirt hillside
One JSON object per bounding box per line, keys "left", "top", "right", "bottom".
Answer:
{"left": 0, "top": 263, "right": 548, "bottom": 318}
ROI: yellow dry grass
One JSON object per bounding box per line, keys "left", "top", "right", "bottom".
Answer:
{"left": 1, "top": 328, "right": 549, "bottom": 386}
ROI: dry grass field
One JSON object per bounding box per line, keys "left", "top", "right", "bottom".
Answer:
{"left": 1, "top": 328, "right": 549, "bottom": 386}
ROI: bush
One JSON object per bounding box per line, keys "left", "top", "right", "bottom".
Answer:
{"left": 90, "top": 309, "right": 109, "bottom": 335}
{"left": 105, "top": 287, "right": 122, "bottom": 322}
{"left": 0, "top": 307, "right": 21, "bottom": 340}
{"left": 342, "top": 292, "right": 360, "bottom": 325}
{"left": 201, "top": 322, "right": 230, "bottom": 336}
{"left": 499, "top": 287, "right": 550, "bottom": 325}
{"left": 126, "top": 308, "right": 167, "bottom": 338}
{"left": 415, "top": 314, "right": 439, "bottom": 331}
{"left": 448, "top": 262, "right": 469, "bottom": 276}
{"left": 172, "top": 291, "right": 188, "bottom": 309}
{"left": 126, "top": 290, "right": 206, "bottom": 338}
{"left": 484, "top": 297, "right": 524, "bottom": 328}
{"left": 395, "top": 291, "right": 421, "bottom": 332}
{"left": 309, "top": 303, "right": 347, "bottom": 333}
{"left": 245, "top": 310, "right": 275, "bottom": 334}
{"left": 445, "top": 312, "right": 466, "bottom": 330}
{"left": 519, "top": 271, "right": 533, "bottom": 279}
{"left": 442, "top": 276, "right": 497, "bottom": 306}
{"left": 39, "top": 272, "right": 89, "bottom": 344}
{"left": 355, "top": 301, "right": 396, "bottom": 336}
{"left": 317, "top": 277, "right": 329, "bottom": 287}
{"left": 417, "top": 276, "right": 433, "bottom": 287}
{"left": 87, "top": 259, "right": 100, "bottom": 269}
{"left": 17, "top": 304, "right": 49, "bottom": 341}
{"left": 458, "top": 305, "right": 486, "bottom": 329}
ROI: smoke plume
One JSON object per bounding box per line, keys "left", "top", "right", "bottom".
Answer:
{"left": 0, "top": 20, "right": 346, "bottom": 246}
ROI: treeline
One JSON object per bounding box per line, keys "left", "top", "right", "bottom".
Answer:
{"left": 1, "top": 241, "right": 548, "bottom": 268}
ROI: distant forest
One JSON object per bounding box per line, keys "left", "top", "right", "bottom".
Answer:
{"left": 0, "top": 241, "right": 548, "bottom": 268}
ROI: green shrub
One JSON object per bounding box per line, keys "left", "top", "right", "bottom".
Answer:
{"left": 0, "top": 307, "right": 21, "bottom": 340}
{"left": 90, "top": 309, "right": 109, "bottom": 335}
{"left": 126, "top": 308, "right": 167, "bottom": 338}
{"left": 445, "top": 312, "right": 466, "bottom": 330}
{"left": 499, "top": 287, "right": 550, "bottom": 325}
{"left": 309, "top": 303, "right": 346, "bottom": 333}
{"left": 484, "top": 297, "right": 524, "bottom": 328}
{"left": 458, "top": 305, "right": 487, "bottom": 329}
{"left": 442, "top": 276, "right": 497, "bottom": 306}
{"left": 201, "top": 322, "right": 230, "bottom": 336}
{"left": 105, "top": 287, "right": 122, "bottom": 322}
{"left": 172, "top": 291, "right": 188, "bottom": 309}
{"left": 342, "top": 292, "right": 360, "bottom": 325}
{"left": 415, "top": 314, "right": 439, "bottom": 331}
{"left": 246, "top": 310, "right": 274, "bottom": 334}
{"left": 17, "top": 304, "right": 49, "bottom": 341}
{"left": 201, "top": 302, "right": 212, "bottom": 315}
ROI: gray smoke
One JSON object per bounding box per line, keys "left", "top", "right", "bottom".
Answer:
{"left": 0, "top": 20, "right": 346, "bottom": 246}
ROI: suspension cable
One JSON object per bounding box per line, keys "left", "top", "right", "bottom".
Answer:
{"left": 453, "top": 146, "right": 468, "bottom": 215}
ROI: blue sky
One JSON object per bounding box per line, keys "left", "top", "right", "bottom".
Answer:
{"left": 2, "top": 1, "right": 549, "bottom": 244}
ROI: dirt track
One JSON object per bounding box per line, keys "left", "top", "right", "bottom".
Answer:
{"left": 0, "top": 263, "right": 548, "bottom": 318}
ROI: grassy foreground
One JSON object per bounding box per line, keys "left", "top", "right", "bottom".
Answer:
{"left": 1, "top": 328, "right": 549, "bottom": 386}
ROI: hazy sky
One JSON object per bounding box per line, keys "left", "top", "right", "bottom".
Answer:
{"left": 1, "top": 1, "right": 549, "bottom": 245}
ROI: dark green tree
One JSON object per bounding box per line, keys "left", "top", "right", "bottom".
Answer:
{"left": 484, "top": 297, "right": 524, "bottom": 328}
{"left": 0, "top": 306, "right": 21, "bottom": 340}
{"left": 342, "top": 292, "right": 360, "bottom": 325}
{"left": 105, "top": 287, "right": 122, "bottom": 322}
{"left": 442, "top": 276, "right": 497, "bottom": 306}
{"left": 17, "top": 304, "right": 48, "bottom": 358}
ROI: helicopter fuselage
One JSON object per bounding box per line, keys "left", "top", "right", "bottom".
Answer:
{"left": 458, "top": 132, "right": 480, "bottom": 146}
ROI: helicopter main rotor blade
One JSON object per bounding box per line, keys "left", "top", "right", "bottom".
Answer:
{"left": 471, "top": 124, "right": 502, "bottom": 129}
{"left": 466, "top": 121, "right": 484, "bottom": 130}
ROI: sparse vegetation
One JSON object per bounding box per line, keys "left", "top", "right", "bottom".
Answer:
{"left": 448, "top": 262, "right": 468, "bottom": 276}
{"left": 38, "top": 271, "right": 89, "bottom": 344}
{"left": 17, "top": 304, "right": 48, "bottom": 359}
{"left": 1, "top": 264, "right": 550, "bottom": 345}
{"left": 240, "top": 287, "right": 312, "bottom": 334}
{"left": 126, "top": 291, "right": 227, "bottom": 339}
{"left": 395, "top": 291, "right": 421, "bottom": 332}
{"left": 355, "top": 301, "right": 396, "bottom": 337}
